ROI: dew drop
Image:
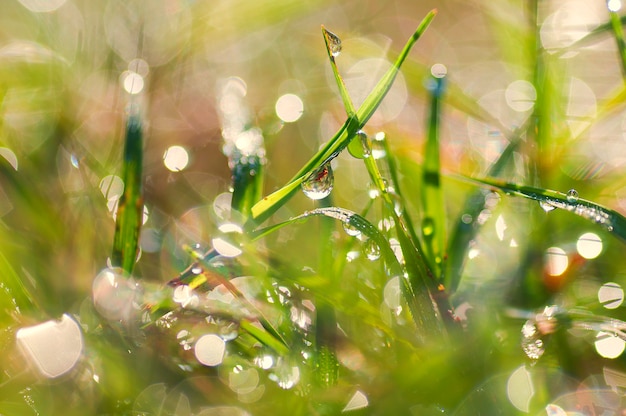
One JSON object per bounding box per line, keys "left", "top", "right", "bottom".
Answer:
{"left": 342, "top": 221, "right": 361, "bottom": 237}
{"left": 364, "top": 239, "right": 381, "bottom": 261}
{"left": 347, "top": 130, "right": 371, "bottom": 159}
{"left": 521, "top": 320, "right": 545, "bottom": 360}
{"left": 322, "top": 27, "right": 342, "bottom": 57}
{"left": 539, "top": 201, "right": 557, "bottom": 212}
{"left": 92, "top": 268, "right": 139, "bottom": 322}
{"left": 422, "top": 217, "right": 435, "bottom": 237}
{"left": 566, "top": 189, "right": 579, "bottom": 203}
{"left": 301, "top": 163, "right": 334, "bottom": 200}
{"left": 371, "top": 132, "right": 387, "bottom": 160}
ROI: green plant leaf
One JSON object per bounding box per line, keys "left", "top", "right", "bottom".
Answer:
{"left": 609, "top": 8, "right": 626, "bottom": 79}
{"left": 466, "top": 176, "right": 626, "bottom": 241}
{"left": 248, "top": 10, "right": 437, "bottom": 227}
{"left": 111, "top": 112, "right": 144, "bottom": 276}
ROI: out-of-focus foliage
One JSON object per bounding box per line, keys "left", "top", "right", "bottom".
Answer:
{"left": 3, "top": 0, "right": 626, "bottom": 415}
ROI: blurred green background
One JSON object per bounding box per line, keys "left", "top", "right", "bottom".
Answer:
{"left": 3, "top": 0, "right": 626, "bottom": 414}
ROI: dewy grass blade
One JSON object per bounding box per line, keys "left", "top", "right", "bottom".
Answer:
{"left": 322, "top": 25, "right": 356, "bottom": 117}
{"left": 421, "top": 74, "right": 446, "bottom": 278}
{"left": 112, "top": 112, "right": 144, "bottom": 275}
{"left": 466, "top": 176, "right": 626, "bottom": 242}
{"left": 249, "top": 10, "right": 437, "bottom": 227}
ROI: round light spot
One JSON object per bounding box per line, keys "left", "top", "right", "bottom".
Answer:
{"left": 0, "top": 148, "right": 18, "bottom": 170}
{"left": 505, "top": 80, "right": 536, "bottom": 112}
{"left": 99, "top": 175, "right": 124, "bottom": 200}
{"left": 128, "top": 58, "right": 150, "bottom": 77}
{"left": 576, "top": 232, "right": 603, "bottom": 259}
{"left": 92, "top": 268, "right": 138, "bottom": 321}
{"left": 506, "top": 365, "right": 535, "bottom": 412}
{"left": 383, "top": 276, "right": 401, "bottom": 310}
{"left": 430, "top": 63, "right": 447, "bottom": 78}
{"left": 121, "top": 71, "right": 145, "bottom": 95}
{"left": 18, "top": 0, "right": 67, "bottom": 12}
{"left": 163, "top": 145, "right": 189, "bottom": 172}
{"left": 598, "top": 282, "right": 624, "bottom": 309}
{"left": 595, "top": 331, "right": 625, "bottom": 359}
{"left": 609, "top": 0, "right": 622, "bottom": 12}
{"left": 16, "top": 314, "right": 83, "bottom": 378}
{"left": 194, "top": 334, "right": 226, "bottom": 366}
{"left": 275, "top": 94, "right": 304, "bottom": 123}
{"left": 212, "top": 223, "right": 243, "bottom": 258}
{"left": 545, "top": 247, "right": 568, "bottom": 276}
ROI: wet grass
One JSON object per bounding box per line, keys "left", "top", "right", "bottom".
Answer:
{"left": 3, "top": 2, "right": 626, "bottom": 415}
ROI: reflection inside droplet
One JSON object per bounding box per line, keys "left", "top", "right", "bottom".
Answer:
{"left": 364, "top": 239, "right": 380, "bottom": 261}
{"left": 322, "top": 27, "right": 342, "bottom": 57}
{"left": 301, "top": 164, "right": 334, "bottom": 200}
{"left": 566, "top": 189, "right": 579, "bottom": 203}
{"left": 16, "top": 314, "right": 83, "bottom": 378}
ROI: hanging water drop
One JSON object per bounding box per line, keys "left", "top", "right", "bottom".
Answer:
{"left": 371, "top": 132, "right": 387, "bottom": 159}
{"left": 342, "top": 221, "right": 361, "bottom": 237}
{"left": 566, "top": 189, "right": 579, "bottom": 203}
{"left": 521, "top": 320, "right": 545, "bottom": 360}
{"left": 539, "top": 201, "right": 556, "bottom": 212}
{"left": 322, "top": 27, "right": 342, "bottom": 57}
{"left": 364, "top": 239, "right": 381, "bottom": 261}
{"left": 301, "top": 163, "right": 334, "bottom": 200}
{"left": 347, "top": 130, "right": 371, "bottom": 159}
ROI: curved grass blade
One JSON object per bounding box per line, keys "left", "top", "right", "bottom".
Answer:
{"left": 421, "top": 75, "right": 446, "bottom": 278}
{"left": 465, "top": 176, "right": 626, "bottom": 241}
{"left": 322, "top": 25, "right": 356, "bottom": 117}
{"left": 252, "top": 206, "right": 446, "bottom": 342}
{"left": 111, "top": 112, "right": 144, "bottom": 275}
{"left": 249, "top": 10, "right": 437, "bottom": 227}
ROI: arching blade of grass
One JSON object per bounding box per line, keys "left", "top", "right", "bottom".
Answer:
{"left": 251, "top": 207, "right": 446, "bottom": 341}
{"left": 111, "top": 112, "right": 144, "bottom": 276}
{"left": 248, "top": 10, "right": 437, "bottom": 227}
{"left": 465, "top": 176, "right": 626, "bottom": 242}
{"left": 421, "top": 75, "right": 446, "bottom": 279}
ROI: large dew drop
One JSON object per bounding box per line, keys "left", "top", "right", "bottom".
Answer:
{"left": 566, "top": 189, "right": 579, "bottom": 203}
{"left": 347, "top": 130, "right": 371, "bottom": 159}
{"left": 92, "top": 268, "right": 139, "bottom": 322}
{"left": 301, "top": 163, "right": 334, "bottom": 200}
{"left": 322, "top": 27, "right": 342, "bottom": 57}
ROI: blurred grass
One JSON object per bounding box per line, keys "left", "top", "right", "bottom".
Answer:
{"left": 3, "top": 0, "right": 626, "bottom": 415}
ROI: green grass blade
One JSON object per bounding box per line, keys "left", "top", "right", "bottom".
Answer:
{"left": 322, "top": 25, "right": 356, "bottom": 117}
{"left": 465, "top": 176, "right": 626, "bottom": 241}
{"left": 111, "top": 112, "right": 144, "bottom": 276}
{"left": 240, "top": 319, "right": 290, "bottom": 356}
{"left": 609, "top": 8, "right": 626, "bottom": 79}
{"left": 444, "top": 137, "right": 522, "bottom": 292}
{"left": 231, "top": 154, "right": 264, "bottom": 219}
{"left": 421, "top": 75, "right": 446, "bottom": 278}
{"left": 249, "top": 10, "right": 437, "bottom": 226}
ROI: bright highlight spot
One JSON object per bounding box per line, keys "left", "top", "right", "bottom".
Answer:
{"left": 545, "top": 404, "right": 568, "bottom": 416}
{"left": 275, "top": 94, "right": 304, "bottom": 122}
{"left": 595, "top": 331, "right": 625, "bottom": 358}
{"left": 430, "top": 63, "right": 447, "bottom": 78}
{"left": 506, "top": 365, "right": 534, "bottom": 412}
{"left": 92, "top": 268, "right": 139, "bottom": 321}
{"left": 194, "top": 334, "right": 226, "bottom": 366}
{"left": 163, "top": 145, "right": 190, "bottom": 172}
{"left": 342, "top": 390, "right": 369, "bottom": 412}
{"left": 495, "top": 214, "right": 507, "bottom": 241}
{"left": 598, "top": 282, "right": 624, "bottom": 309}
{"left": 505, "top": 80, "right": 536, "bottom": 112}
{"left": 576, "top": 232, "right": 603, "bottom": 259}
{"left": 128, "top": 58, "right": 150, "bottom": 77}
{"left": 16, "top": 314, "right": 83, "bottom": 378}
{"left": 99, "top": 175, "right": 124, "bottom": 200}
{"left": 609, "top": 0, "right": 622, "bottom": 12}
{"left": 122, "top": 71, "right": 145, "bottom": 95}
{"left": 0, "top": 148, "right": 18, "bottom": 170}
{"left": 545, "top": 247, "right": 568, "bottom": 276}
{"left": 18, "top": 0, "right": 67, "bottom": 12}
{"left": 212, "top": 223, "right": 244, "bottom": 257}
{"left": 383, "top": 276, "right": 401, "bottom": 310}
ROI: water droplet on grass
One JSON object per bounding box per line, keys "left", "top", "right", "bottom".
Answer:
{"left": 371, "top": 132, "right": 387, "bottom": 159}
{"left": 521, "top": 320, "right": 545, "bottom": 360}
{"left": 566, "top": 189, "right": 579, "bottom": 203}
{"left": 342, "top": 221, "right": 361, "bottom": 237}
{"left": 347, "top": 130, "right": 371, "bottom": 159}
{"left": 539, "top": 201, "right": 557, "bottom": 212}
{"left": 301, "top": 163, "right": 334, "bottom": 200}
{"left": 322, "top": 27, "right": 342, "bottom": 57}
{"left": 92, "top": 268, "right": 139, "bottom": 322}
{"left": 364, "top": 240, "right": 381, "bottom": 261}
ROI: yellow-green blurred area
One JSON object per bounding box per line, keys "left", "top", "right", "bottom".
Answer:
{"left": 4, "top": 0, "right": 626, "bottom": 414}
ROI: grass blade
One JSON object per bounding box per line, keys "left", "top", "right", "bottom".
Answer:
{"left": 249, "top": 10, "right": 437, "bottom": 226}
{"left": 465, "top": 176, "right": 626, "bottom": 241}
{"left": 111, "top": 112, "right": 144, "bottom": 275}
{"left": 608, "top": 6, "right": 626, "bottom": 79}
{"left": 421, "top": 74, "right": 446, "bottom": 278}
